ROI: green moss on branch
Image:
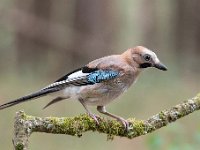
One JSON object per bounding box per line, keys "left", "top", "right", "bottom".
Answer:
{"left": 13, "top": 93, "right": 200, "bottom": 150}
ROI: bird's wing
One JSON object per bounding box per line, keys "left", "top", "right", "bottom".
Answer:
{"left": 0, "top": 66, "right": 119, "bottom": 110}
{"left": 42, "top": 66, "right": 120, "bottom": 90}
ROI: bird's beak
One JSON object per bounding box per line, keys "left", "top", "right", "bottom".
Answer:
{"left": 154, "top": 62, "right": 167, "bottom": 71}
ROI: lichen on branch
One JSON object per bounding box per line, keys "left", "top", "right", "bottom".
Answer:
{"left": 13, "top": 93, "right": 200, "bottom": 150}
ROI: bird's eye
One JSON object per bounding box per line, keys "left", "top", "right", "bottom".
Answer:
{"left": 143, "top": 54, "right": 151, "bottom": 61}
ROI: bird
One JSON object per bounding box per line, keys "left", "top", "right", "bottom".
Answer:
{"left": 0, "top": 46, "right": 167, "bottom": 130}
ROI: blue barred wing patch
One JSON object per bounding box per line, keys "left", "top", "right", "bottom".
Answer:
{"left": 87, "top": 70, "right": 119, "bottom": 84}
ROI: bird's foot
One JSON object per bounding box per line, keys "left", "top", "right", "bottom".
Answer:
{"left": 117, "top": 117, "right": 130, "bottom": 132}
{"left": 88, "top": 113, "right": 100, "bottom": 125}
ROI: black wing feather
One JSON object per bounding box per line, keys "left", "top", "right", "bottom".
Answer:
{"left": 55, "top": 67, "right": 82, "bottom": 82}
{"left": 0, "top": 66, "right": 119, "bottom": 110}
{"left": 55, "top": 66, "right": 98, "bottom": 82}
{"left": 0, "top": 66, "right": 98, "bottom": 110}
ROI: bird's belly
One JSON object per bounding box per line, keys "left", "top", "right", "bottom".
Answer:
{"left": 83, "top": 92, "right": 121, "bottom": 106}
{"left": 79, "top": 82, "right": 130, "bottom": 106}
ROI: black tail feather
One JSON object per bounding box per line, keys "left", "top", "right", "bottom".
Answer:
{"left": 0, "top": 88, "right": 59, "bottom": 110}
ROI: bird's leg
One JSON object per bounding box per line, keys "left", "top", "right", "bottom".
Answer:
{"left": 79, "top": 98, "right": 99, "bottom": 124}
{"left": 97, "top": 106, "right": 129, "bottom": 131}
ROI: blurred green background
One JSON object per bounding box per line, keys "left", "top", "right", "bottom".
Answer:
{"left": 0, "top": 0, "right": 200, "bottom": 149}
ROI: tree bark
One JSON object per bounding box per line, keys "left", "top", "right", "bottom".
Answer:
{"left": 13, "top": 93, "right": 200, "bottom": 150}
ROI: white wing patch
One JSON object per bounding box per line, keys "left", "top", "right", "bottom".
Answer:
{"left": 41, "top": 70, "right": 90, "bottom": 90}
{"left": 68, "top": 70, "right": 89, "bottom": 79}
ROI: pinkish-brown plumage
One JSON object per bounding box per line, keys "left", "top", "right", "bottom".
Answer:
{"left": 0, "top": 46, "right": 167, "bottom": 130}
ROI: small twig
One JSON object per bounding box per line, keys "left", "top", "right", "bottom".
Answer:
{"left": 13, "top": 93, "right": 200, "bottom": 150}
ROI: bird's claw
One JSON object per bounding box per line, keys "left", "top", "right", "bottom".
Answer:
{"left": 88, "top": 113, "right": 100, "bottom": 125}
{"left": 117, "top": 118, "right": 130, "bottom": 132}
{"left": 88, "top": 113, "right": 129, "bottom": 131}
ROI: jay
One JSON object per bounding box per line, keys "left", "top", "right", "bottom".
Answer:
{"left": 0, "top": 46, "right": 167, "bottom": 129}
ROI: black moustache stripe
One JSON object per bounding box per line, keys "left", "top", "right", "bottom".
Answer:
{"left": 139, "top": 63, "right": 152, "bottom": 68}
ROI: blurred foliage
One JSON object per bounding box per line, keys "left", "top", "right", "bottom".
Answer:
{"left": 0, "top": 0, "right": 200, "bottom": 150}
{"left": 147, "top": 124, "right": 200, "bottom": 150}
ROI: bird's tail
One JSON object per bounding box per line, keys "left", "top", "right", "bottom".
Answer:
{"left": 0, "top": 88, "right": 59, "bottom": 110}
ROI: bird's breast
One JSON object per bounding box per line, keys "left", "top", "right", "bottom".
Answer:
{"left": 79, "top": 69, "right": 136, "bottom": 106}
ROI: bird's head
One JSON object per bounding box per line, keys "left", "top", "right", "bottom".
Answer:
{"left": 123, "top": 46, "right": 167, "bottom": 71}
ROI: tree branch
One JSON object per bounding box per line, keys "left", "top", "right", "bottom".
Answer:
{"left": 13, "top": 93, "right": 200, "bottom": 150}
